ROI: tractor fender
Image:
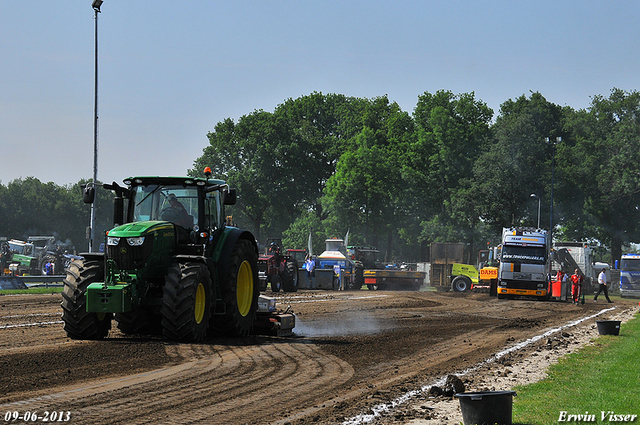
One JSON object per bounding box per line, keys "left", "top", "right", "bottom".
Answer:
{"left": 172, "top": 254, "right": 208, "bottom": 265}
{"left": 213, "top": 228, "right": 258, "bottom": 285}
{"left": 77, "top": 252, "right": 105, "bottom": 264}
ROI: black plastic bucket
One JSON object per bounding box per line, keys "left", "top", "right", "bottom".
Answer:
{"left": 455, "top": 391, "right": 516, "bottom": 425}
{"left": 596, "top": 320, "right": 621, "bottom": 335}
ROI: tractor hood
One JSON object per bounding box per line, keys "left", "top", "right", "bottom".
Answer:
{"left": 104, "top": 221, "right": 176, "bottom": 278}
{"left": 107, "top": 221, "right": 175, "bottom": 238}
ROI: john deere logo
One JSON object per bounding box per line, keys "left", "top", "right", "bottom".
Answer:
{"left": 120, "top": 247, "right": 127, "bottom": 255}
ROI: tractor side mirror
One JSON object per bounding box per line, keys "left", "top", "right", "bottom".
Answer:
{"left": 224, "top": 188, "right": 237, "bottom": 205}
{"left": 82, "top": 184, "right": 96, "bottom": 204}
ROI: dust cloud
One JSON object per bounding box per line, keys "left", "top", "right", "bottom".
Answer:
{"left": 293, "top": 312, "right": 386, "bottom": 337}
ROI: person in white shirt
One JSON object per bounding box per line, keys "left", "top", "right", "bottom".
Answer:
{"left": 304, "top": 256, "right": 315, "bottom": 289}
{"left": 594, "top": 268, "right": 613, "bottom": 303}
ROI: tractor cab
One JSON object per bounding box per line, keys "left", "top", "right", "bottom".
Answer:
{"left": 286, "top": 249, "right": 307, "bottom": 264}
{"left": 347, "top": 246, "right": 384, "bottom": 270}
{"left": 119, "top": 176, "right": 232, "bottom": 239}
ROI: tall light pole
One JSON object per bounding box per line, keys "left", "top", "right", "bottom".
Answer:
{"left": 546, "top": 136, "right": 561, "bottom": 239}
{"left": 89, "top": 0, "right": 103, "bottom": 252}
{"left": 530, "top": 193, "right": 540, "bottom": 229}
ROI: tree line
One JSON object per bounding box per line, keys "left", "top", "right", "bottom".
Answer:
{"left": 192, "top": 88, "right": 640, "bottom": 264}
{"left": 0, "top": 178, "right": 113, "bottom": 253}
{"left": 2, "top": 88, "right": 639, "bottom": 264}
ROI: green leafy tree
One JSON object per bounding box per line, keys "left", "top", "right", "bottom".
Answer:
{"left": 561, "top": 88, "right": 640, "bottom": 262}
{"left": 282, "top": 210, "right": 325, "bottom": 255}
{"left": 322, "top": 96, "right": 414, "bottom": 260}
{"left": 407, "top": 90, "right": 493, "bottom": 256}
{"left": 0, "top": 177, "right": 111, "bottom": 252}
{"left": 191, "top": 110, "right": 285, "bottom": 241}
{"left": 469, "top": 92, "right": 564, "bottom": 235}
{"left": 192, "top": 92, "right": 368, "bottom": 243}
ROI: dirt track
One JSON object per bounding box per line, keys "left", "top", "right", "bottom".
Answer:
{"left": 0, "top": 290, "right": 636, "bottom": 424}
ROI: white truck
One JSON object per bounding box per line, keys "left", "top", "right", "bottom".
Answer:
{"left": 551, "top": 242, "right": 595, "bottom": 295}
{"left": 619, "top": 253, "right": 640, "bottom": 298}
{"left": 497, "top": 227, "right": 551, "bottom": 300}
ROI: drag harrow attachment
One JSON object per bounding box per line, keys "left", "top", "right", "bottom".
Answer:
{"left": 252, "top": 295, "right": 296, "bottom": 337}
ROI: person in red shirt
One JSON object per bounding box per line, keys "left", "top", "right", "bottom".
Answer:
{"left": 570, "top": 268, "right": 584, "bottom": 305}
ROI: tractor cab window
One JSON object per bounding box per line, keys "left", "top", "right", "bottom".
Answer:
{"left": 132, "top": 184, "right": 198, "bottom": 230}
{"left": 8, "top": 242, "right": 25, "bottom": 255}
{"left": 204, "top": 190, "right": 222, "bottom": 232}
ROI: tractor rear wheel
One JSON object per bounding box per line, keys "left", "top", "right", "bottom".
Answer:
{"left": 116, "top": 307, "right": 162, "bottom": 335}
{"left": 353, "top": 265, "right": 365, "bottom": 290}
{"left": 61, "top": 259, "right": 112, "bottom": 340}
{"left": 209, "top": 239, "right": 259, "bottom": 337}
{"left": 40, "top": 254, "right": 57, "bottom": 275}
{"left": 282, "top": 260, "right": 298, "bottom": 292}
{"left": 161, "top": 262, "right": 212, "bottom": 342}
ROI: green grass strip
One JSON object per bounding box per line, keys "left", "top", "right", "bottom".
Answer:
{"left": 513, "top": 313, "right": 640, "bottom": 424}
{"left": 0, "top": 287, "right": 63, "bottom": 295}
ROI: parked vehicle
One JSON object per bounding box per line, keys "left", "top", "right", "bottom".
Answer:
{"left": 428, "top": 242, "right": 476, "bottom": 292}
{"left": 257, "top": 238, "right": 299, "bottom": 293}
{"left": 474, "top": 246, "right": 501, "bottom": 296}
{"left": 619, "top": 253, "right": 640, "bottom": 298}
{"left": 318, "top": 238, "right": 357, "bottom": 289}
{"left": 497, "top": 227, "right": 551, "bottom": 300}
{"left": 549, "top": 242, "right": 595, "bottom": 300}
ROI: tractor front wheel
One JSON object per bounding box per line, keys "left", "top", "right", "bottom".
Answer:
{"left": 161, "top": 262, "right": 212, "bottom": 342}
{"left": 270, "top": 275, "right": 282, "bottom": 293}
{"left": 61, "top": 259, "right": 112, "bottom": 340}
{"left": 210, "top": 239, "right": 259, "bottom": 337}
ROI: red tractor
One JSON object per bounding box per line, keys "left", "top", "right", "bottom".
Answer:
{"left": 257, "top": 239, "right": 299, "bottom": 293}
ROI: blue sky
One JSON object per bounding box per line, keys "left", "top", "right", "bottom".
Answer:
{"left": 1, "top": 1, "right": 638, "bottom": 186}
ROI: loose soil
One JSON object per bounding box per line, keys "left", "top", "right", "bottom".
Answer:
{"left": 0, "top": 290, "right": 636, "bottom": 424}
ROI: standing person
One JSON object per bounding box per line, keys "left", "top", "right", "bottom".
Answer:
{"left": 570, "top": 269, "right": 584, "bottom": 305}
{"left": 594, "top": 268, "right": 613, "bottom": 303}
{"left": 333, "top": 264, "right": 342, "bottom": 290}
{"left": 305, "top": 255, "right": 315, "bottom": 289}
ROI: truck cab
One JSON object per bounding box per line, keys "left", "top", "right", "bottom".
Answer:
{"left": 497, "top": 227, "right": 550, "bottom": 299}
{"left": 619, "top": 254, "right": 640, "bottom": 298}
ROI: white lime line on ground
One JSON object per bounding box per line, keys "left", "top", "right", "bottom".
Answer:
{"left": 0, "top": 320, "right": 64, "bottom": 330}
{"left": 285, "top": 294, "right": 388, "bottom": 304}
{"left": 343, "top": 307, "right": 617, "bottom": 425}
{"left": 1, "top": 313, "right": 60, "bottom": 319}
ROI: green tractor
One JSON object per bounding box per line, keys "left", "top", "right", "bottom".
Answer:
{"left": 61, "top": 169, "right": 259, "bottom": 342}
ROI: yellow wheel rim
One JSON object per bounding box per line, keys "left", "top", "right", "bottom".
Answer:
{"left": 194, "top": 282, "right": 206, "bottom": 324}
{"left": 236, "top": 260, "right": 254, "bottom": 317}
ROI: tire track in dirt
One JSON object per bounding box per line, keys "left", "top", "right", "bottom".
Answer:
{"left": 0, "top": 339, "right": 353, "bottom": 425}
